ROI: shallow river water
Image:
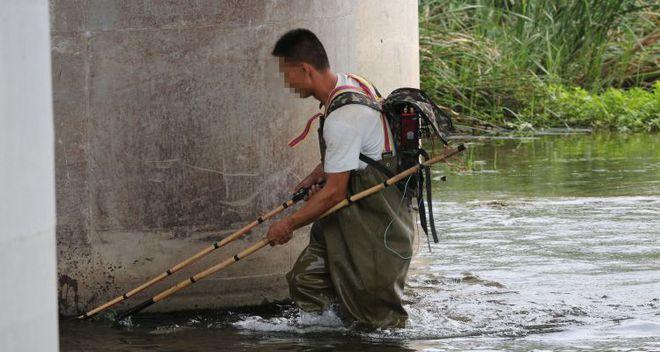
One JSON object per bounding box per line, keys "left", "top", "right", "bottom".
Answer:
{"left": 60, "top": 133, "right": 659, "bottom": 351}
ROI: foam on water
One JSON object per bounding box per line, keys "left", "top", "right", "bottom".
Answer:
{"left": 232, "top": 308, "right": 348, "bottom": 334}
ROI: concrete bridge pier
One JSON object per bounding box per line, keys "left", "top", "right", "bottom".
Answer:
{"left": 0, "top": 0, "right": 59, "bottom": 351}
{"left": 50, "top": 0, "right": 419, "bottom": 316}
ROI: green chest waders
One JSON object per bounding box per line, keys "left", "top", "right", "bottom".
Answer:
{"left": 285, "top": 116, "right": 414, "bottom": 328}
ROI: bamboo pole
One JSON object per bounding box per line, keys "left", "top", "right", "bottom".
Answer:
{"left": 77, "top": 187, "right": 313, "bottom": 319}
{"left": 116, "top": 144, "right": 465, "bottom": 320}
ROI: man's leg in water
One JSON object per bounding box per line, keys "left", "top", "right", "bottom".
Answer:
{"left": 286, "top": 220, "right": 338, "bottom": 312}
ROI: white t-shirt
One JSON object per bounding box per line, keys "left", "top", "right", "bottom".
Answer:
{"left": 323, "top": 73, "right": 385, "bottom": 173}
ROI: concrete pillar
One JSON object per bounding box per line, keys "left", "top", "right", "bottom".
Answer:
{"left": 356, "top": 0, "right": 420, "bottom": 94}
{"left": 0, "top": 1, "right": 59, "bottom": 351}
{"left": 51, "top": 0, "right": 419, "bottom": 315}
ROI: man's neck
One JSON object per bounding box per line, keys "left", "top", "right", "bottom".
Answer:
{"left": 312, "top": 70, "right": 338, "bottom": 106}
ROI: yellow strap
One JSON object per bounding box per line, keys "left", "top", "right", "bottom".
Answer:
{"left": 347, "top": 73, "right": 380, "bottom": 100}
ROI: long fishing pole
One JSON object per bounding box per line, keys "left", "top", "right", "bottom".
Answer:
{"left": 117, "top": 144, "right": 465, "bottom": 320}
{"left": 78, "top": 186, "right": 317, "bottom": 319}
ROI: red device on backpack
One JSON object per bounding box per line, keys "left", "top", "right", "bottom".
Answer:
{"left": 398, "top": 105, "right": 419, "bottom": 152}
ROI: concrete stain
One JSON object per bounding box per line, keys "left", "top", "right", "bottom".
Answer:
{"left": 58, "top": 274, "right": 80, "bottom": 313}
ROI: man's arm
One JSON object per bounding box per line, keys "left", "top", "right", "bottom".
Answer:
{"left": 268, "top": 106, "right": 362, "bottom": 245}
{"left": 267, "top": 171, "right": 350, "bottom": 245}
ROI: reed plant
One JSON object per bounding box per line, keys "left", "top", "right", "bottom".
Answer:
{"left": 420, "top": 0, "right": 659, "bottom": 132}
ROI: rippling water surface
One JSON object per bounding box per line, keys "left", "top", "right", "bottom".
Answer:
{"left": 60, "top": 133, "right": 660, "bottom": 351}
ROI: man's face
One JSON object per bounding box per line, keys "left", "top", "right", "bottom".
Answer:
{"left": 278, "top": 58, "right": 314, "bottom": 98}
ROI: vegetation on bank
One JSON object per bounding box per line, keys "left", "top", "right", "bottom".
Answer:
{"left": 419, "top": 0, "right": 659, "bottom": 132}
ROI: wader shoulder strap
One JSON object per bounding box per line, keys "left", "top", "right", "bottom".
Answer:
{"left": 359, "top": 153, "right": 395, "bottom": 179}
{"left": 358, "top": 153, "right": 411, "bottom": 200}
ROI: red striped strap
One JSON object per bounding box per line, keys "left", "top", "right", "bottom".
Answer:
{"left": 288, "top": 86, "right": 364, "bottom": 148}
{"left": 347, "top": 74, "right": 378, "bottom": 100}
{"left": 287, "top": 113, "right": 322, "bottom": 148}
{"left": 353, "top": 80, "right": 374, "bottom": 99}
{"left": 380, "top": 113, "right": 392, "bottom": 154}
{"left": 287, "top": 74, "right": 392, "bottom": 153}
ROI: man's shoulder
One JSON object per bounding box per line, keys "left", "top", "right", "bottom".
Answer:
{"left": 323, "top": 102, "right": 381, "bottom": 142}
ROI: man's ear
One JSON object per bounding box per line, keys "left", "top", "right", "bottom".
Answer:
{"left": 300, "top": 62, "right": 315, "bottom": 81}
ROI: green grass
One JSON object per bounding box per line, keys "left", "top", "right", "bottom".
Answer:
{"left": 419, "top": 0, "right": 659, "bottom": 132}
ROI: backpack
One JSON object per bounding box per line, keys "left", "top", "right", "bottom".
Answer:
{"left": 289, "top": 73, "right": 453, "bottom": 246}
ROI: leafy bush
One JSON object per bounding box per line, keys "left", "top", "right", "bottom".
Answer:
{"left": 540, "top": 81, "right": 660, "bottom": 132}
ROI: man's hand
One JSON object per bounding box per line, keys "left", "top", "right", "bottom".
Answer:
{"left": 305, "top": 181, "right": 325, "bottom": 199}
{"left": 267, "top": 171, "right": 349, "bottom": 246}
{"left": 295, "top": 176, "right": 325, "bottom": 199}
{"left": 267, "top": 218, "right": 294, "bottom": 246}
{"left": 294, "top": 163, "right": 325, "bottom": 200}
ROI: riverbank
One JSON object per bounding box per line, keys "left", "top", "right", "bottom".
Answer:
{"left": 419, "top": 0, "right": 659, "bottom": 133}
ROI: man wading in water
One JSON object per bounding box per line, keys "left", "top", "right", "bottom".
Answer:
{"left": 266, "top": 28, "right": 414, "bottom": 328}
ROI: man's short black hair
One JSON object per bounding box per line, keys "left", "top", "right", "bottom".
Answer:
{"left": 272, "top": 28, "right": 330, "bottom": 70}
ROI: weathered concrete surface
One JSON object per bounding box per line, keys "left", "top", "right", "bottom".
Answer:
{"left": 52, "top": 0, "right": 419, "bottom": 315}
{"left": 356, "top": 0, "right": 420, "bottom": 94}
{"left": 1, "top": 1, "right": 59, "bottom": 350}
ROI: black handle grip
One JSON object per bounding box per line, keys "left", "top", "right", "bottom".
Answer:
{"left": 291, "top": 181, "right": 326, "bottom": 202}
